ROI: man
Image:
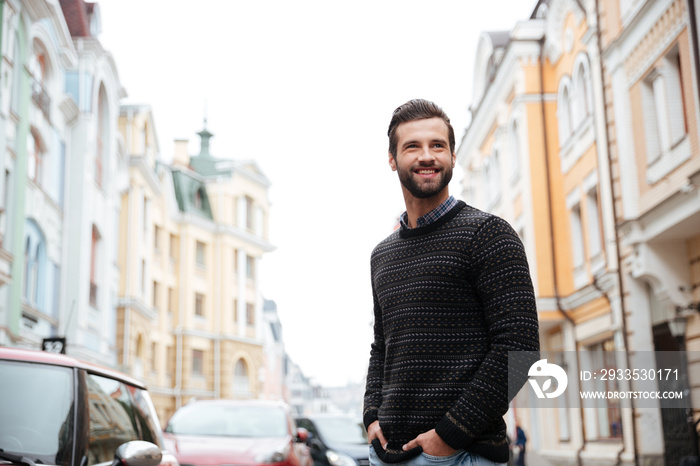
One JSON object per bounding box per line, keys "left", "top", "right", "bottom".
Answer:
{"left": 363, "top": 99, "right": 539, "bottom": 465}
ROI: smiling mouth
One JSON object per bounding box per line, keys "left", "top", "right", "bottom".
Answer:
{"left": 415, "top": 168, "right": 439, "bottom": 175}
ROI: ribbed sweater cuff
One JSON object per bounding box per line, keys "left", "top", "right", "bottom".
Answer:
{"left": 363, "top": 409, "right": 379, "bottom": 430}
{"left": 434, "top": 415, "right": 474, "bottom": 451}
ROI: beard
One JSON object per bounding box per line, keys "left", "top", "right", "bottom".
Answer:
{"left": 397, "top": 163, "right": 453, "bottom": 199}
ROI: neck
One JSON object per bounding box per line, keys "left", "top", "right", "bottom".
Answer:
{"left": 402, "top": 190, "right": 449, "bottom": 228}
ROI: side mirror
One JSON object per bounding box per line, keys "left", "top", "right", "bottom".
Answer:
{"left": 113, "top": 441, "right": 163, "bottom": 466}
{"left": 296, "top": 427, "right": 309, "bottom": 443}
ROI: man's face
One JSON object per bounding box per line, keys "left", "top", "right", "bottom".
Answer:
{"left": 389, "top": 117, "right": 456, "bottom": 200}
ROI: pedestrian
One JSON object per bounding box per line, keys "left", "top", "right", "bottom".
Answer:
{"left": 363, "top": 99, "right": 540, "bottom": 466}
{"left": 515, "top": 424, "right": 527, "bottom": 466}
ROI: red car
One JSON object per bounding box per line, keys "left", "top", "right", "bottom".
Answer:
{"left": 163, "top": 399, "right": 312, "bottom": 466}
{"left": 0, "top": 346, "right": 179, "bottom": 466}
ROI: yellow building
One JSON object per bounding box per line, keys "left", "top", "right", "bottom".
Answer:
{"left": 459, "top": 0, "right": 699, "bottom": 464}
{"left": 116, "top": 105, "right": 274, "bottom": 423}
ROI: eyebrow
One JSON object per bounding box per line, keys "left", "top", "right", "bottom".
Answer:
{"left": 401, "top": 138, "right": 448, "bottom": 149}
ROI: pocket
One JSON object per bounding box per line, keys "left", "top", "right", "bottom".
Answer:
{"left": 419, "top": 450, "right": 465, "bottom": 463}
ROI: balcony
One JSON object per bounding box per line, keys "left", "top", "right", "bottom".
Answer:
{"left": 31, "top": 79, "right": 51, "bottom": 122}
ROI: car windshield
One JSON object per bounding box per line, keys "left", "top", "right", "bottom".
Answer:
{"left": 313, "top": 418, "right": 367, "bottom": 445}
{"left": 166, "top": 404, "right": 288, "bottom": 437}
{"left": 0, "top": 360, "right": 74, "bottom": 464}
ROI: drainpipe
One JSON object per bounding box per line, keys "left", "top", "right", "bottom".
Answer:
{"left": 176, "top": 228, "right": 186, "bottom": 408}
{"left": 593, "top": 0, "right": 639, "bottom": 463}
{"left": 539, "top": 37, "right": 585, "bottom": 466}
{"left": 687, "top": 0, "right": 700, "bottom": 107}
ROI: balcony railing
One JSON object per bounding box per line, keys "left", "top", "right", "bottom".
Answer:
{"left": 31, "top": 79, "right": 51, "bottom": 122}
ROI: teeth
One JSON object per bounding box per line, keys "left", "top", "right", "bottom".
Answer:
{"left": 417, "top": 170, "right": 436, "bottom": 174}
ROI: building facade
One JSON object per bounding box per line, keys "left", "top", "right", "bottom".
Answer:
{"left": 459, "top": 0, "right": 699, "bottom": 464}
{"left": 0, "top": 0, "right": 125, "bottom": 368}
{"left": 116, "top": 107, "right": 275, "bottom": 422}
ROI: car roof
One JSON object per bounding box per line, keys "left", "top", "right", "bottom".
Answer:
{"left": 0, "top": 346, "right": 147, "bottom": 389}
{"left": 185, "top": 398, "right": 291, "bottom": 409}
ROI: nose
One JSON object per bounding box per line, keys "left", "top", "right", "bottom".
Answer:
{"left": 417, "top": 146, "right": 435, "bottom": 163}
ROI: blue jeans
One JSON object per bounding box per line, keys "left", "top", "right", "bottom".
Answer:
{"left": 369, "top": 445, "right": 505, "bottom": 466}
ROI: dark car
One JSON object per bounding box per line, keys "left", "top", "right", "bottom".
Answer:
{"left": 163, "top": 399, "right": 312, "bottom": 466}
{"left": 295, "top": 415, "right": 368, "bottom": 466}
{"left": 0, "top": 346, "right": 179, "bottom": 466}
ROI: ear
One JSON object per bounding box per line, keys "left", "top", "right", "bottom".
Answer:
{"left": 452, "top": 152, "right": 456, "bottom": 168}
{"left": 389, "top": 152, "right": 397, "bottom": 171}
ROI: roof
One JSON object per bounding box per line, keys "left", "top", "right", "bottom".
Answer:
{"left": 0, "top": 346, "right": 147, "bottom": 389}
{"left": 171, "top": 169, "right": 214, "bottom": 219}
{"left": 59, "top": 0, "right": 94, "bottom": 37}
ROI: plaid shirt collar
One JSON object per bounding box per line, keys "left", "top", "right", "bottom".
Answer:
{"left": 400, "top": 196, "right": 458, "bottom": 230}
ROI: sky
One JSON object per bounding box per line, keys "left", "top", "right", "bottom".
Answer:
{"left": 98, "top": 0, "right": 538, "bottom": 387}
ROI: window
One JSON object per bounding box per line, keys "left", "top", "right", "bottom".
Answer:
{"left": 169, "top": 234, "right": 178, "bottom": 260}
{"left": 140, "top": 259, "right": 146, "bottom": 296}
{"left": 196, "top": 241, "right": 206, "bottom": 267}
{"left": 192, "top": 350, "right": 204, "bottom": 376}
{"left": 233, "top": 359, "right": 250, "bottom": 395}
{"left": 246, "top": 255, "right": 256, "bottom": 279}
{"left": 168, "top": 287, "right": 175, "bottom": 315}
{"left": 245, "top": 196, "right": 255, "bottom": 231}
{"left": 642, "top": 45, "right": 687, "bottom": 165}
{"left": 586, "top": 187, "right": 602, "bottom": 259}
{"left": 27, "top": 133, "right": 43, "bottom": 185}
{"left": 246, "top": 303, "right": 255, "bottom": 326}
{"left": 29, "top": 50, "right": 50, "bottom": 120}
{"left": 154, "top": 226, "right": 161, "bottom": 252}
{"left": 569, "top": 203, "right": 585, "bottom": 271}
{"left": 142, "top": 196, "right": 149, "bottom": 234}
{"left": 233, "top": 299, "right": 238, "bottom": 323}
{"left": 557, "top": 79, "right": 573, "bottom": 144}
{"left": 150, "top": 342, "right": 157, "bottom": 374}
{"left": 484, "top": 149, "right": 501, "bottom": 207}
{"left": 572, "top": 55, "right": 593, "bottom": 129}
{"left": 23, "top": 220, "right": 46, "bottom": 310}
{"left": 86, "top": 373, "right": 160, "bottom": 465}
{"left": 508, "top": 120, "right": 520, "bottom": 180}
{"left": 584, "top": 339, "right": 623, "bottom": 439}
{"left": 90, "top": 225, "right": 101, "bottom": 309}
{"left": 153, "top": 281, "right": 160, "bottom": 310}
{"left": 195, "top": 293, "right": 205, "bottom": 317}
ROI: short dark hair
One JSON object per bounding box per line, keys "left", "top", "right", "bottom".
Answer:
{"left": 387, "top": 99, "right": 455, "bottom": 157}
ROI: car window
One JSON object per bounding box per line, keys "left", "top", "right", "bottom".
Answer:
{"left": 166, "top": 404, "right": 288, "bottom": 437}
{"left": 0, "top": 360, "right": 74, "bottom": 465}
{"left": 296, "top": 419, "right": 319, "bottom": 438}
{"left": 124, "top": 383, "right": 163, "bottom": 446}
{"left": 86, "top": 373, "right": 153, "bottom": 465}
{"left": 312, "top": 418, "right": 367, "bottom": 445}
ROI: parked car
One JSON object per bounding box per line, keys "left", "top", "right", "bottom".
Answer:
{"left": 295, "top": 415, "right": 368, "bottom": 466}
{"left": 163, "top": 399, "right": 312, "bottom": 466}
{"left": 0, "top": 346, "right": 179, "bottom": 466}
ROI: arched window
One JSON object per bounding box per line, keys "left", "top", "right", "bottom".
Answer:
{"left": 573, "top": 54, "right": 593, "bottom": 129}
{"left": 557, "top": 78, "right": 574, "bottom": 144}
{"left": 233, "top": 358, "right": 251, "bottom": 396}
{"left": 23, "top": 220, "right": 46, "bottom": 310}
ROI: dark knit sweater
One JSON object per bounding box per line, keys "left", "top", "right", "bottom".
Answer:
{"left": 363, "top": 201, "right": 539, "bottom": 463}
